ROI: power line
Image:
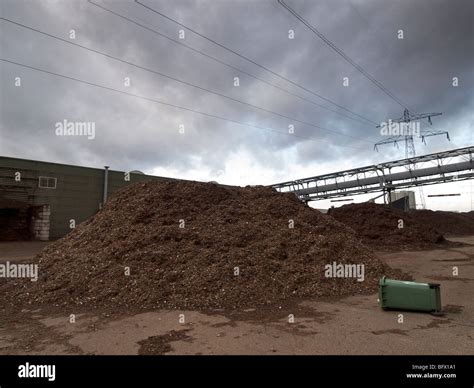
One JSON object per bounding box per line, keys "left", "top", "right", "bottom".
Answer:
{"left": 347, "top": 0, "right": 370, "bottom": 27}
{"left": 132, "top": 0, "right": 378, "bottom": 125}
{"left": 0, "top": 58, "right": 369, "bottom": 151}
{"left": 0, "top": 17, "right": 373, "bottom": 144}
{"left": 277, "top": 0, "right": 453, "bottom": 184}
{"left": 278, "top": 0, "right": 416, "bottom": 113}
{"left": 87, "top": 0, "right": 375, "bottom": 128}
{"left": 343, "top": 1, "right": 424, "bottom": 117}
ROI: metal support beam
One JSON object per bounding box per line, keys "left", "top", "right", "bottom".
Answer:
{"left": 272, "top": 146, "right": 474, "bottom": 202}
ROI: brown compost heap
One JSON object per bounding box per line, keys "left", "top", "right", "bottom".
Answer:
{"left": 410, "top": 209, "right": 474, "bottom": 236}
{"left": 0, "top": 181, "right": 405, "bottom": 310}
{"left": 328, "top": 202, "right": 446, "bottom": 249}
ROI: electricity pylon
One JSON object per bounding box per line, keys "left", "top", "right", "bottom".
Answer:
{"left": 374, "top": 109, "right": 449, "bottom": 158}
{"left": 374, "top": 109, "right": 450, "bottom": 209}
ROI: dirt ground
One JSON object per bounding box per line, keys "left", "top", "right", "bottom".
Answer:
{"left": 0, "top": 237, "right": 473, "bottom": 355}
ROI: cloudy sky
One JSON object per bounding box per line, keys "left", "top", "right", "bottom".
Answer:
{"left": 1, "top": 0, "right": 473, "bottom": 210}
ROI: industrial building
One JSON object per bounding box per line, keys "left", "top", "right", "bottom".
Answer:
{"left": 0, "top": 156, "right": 175, "bottom": 240}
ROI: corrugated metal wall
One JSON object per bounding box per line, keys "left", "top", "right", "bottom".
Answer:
{"left": 0, "top": 157, "right": 174, "bottom": 239}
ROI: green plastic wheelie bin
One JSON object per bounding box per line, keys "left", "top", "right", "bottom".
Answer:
{"left": 378, "top": 276, "right": 442, "bottom": 313}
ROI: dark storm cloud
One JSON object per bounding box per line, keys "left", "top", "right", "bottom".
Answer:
{"left": 0, "top": 0, "right": 472, "bottom": 179}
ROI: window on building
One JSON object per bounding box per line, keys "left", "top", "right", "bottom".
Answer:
{"left": 38, "top": 176, "right": 57, "bottom": 189}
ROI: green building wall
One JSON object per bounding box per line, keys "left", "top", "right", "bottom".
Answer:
{"left": 0, "top": 156, "right": 175, "bottom": 239}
